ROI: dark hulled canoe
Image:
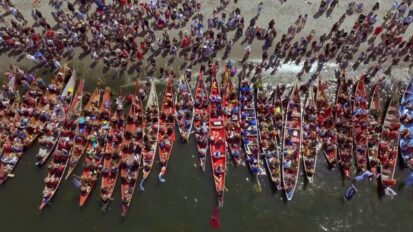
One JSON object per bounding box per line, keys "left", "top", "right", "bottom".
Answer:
{"left": 352, "top": 76, "right": 369, "bottom": 173}
{"left": 367, "top": 80, "right": 383, "bottom": 174}
{"left": 239, "top": 78, "right": 261, "bottom": 176}
{"left": 399, "top": 80, "right": 413, "bottom": 169}
{"left": 378, "top": 90, "right": 400, "bottom": 187}
{"left": 316, "top": 79, "right": 338, "bottom": 167}
{"left": 335, "top": 78, "right": 354, "bottom": 178}
{"left": 256, "top": 84, "right": 281, "bottom": 189}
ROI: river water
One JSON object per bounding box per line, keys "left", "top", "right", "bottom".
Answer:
{"left": 1, "top": 73, "right": 413, "bottom": 232}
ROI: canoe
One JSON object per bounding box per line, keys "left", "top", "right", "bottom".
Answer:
{"left": 79, "top": 88, "right": 110, "bottom": 207}
{"left": 141, "top": 79, "right": 159, "bottom": 187}
{"left": 39, "top": 79, "right": 84, "bottom": 210}
{"left": 239, "top": 78, "right": 261, "bottom": 175}
{"left": 271, "top": 85, "right": 285, "bottom": 146}
{"left": 378, "top": 90, "right": 400, "bottom": 188}
{"left": 315, "top": 79, "right": 338, "bottom": 167}
{"left": 0, "top": 73, "right": 17, "bottom": 110}
{"left": 17, "top": 79, "right": 44, "bottom": 149}
{"left": 0, "top": 100, "right": 19, "bottom": 152}
{"left": 0, "top": 109, "right": 23, "bottom": 184}
{"left": 281, "top": 84, "right": 302, "bottom": 201}
{"left": 175, "top": 75, "right": 194, "bottom": 142}
{"left": 100, "top": 96, "right": 124, "bottom": 209}
{"left": 193, "top": 70, "right": 209, "bottom": 171}
{"left": 36, "top": 71, "right": 77, "bottom": 166}
{"left": 301, "top": 88, "right": 318, "bottom": 183}
{"left": 335, "top": 78, "right": 354, "bottom": 178}
{"left": 209, "top": 66, "right": 226, "bottom": 207}
{"left": 352, "top": 76, "right": 369, "bottom": 173}
{"left": 222, "top": 79, "right": 242, "bottom": 166}
{"left": 400, "top": 80, "right": 413, "bottom": 169}
{"left": 367, "top": 80, "right": 383, "bottom": 174}
{"left": 27, "top": 65, "right": 72, "bottom": 148}
{"left": 120, "top": 81, "right": 144, "bottom": 216}
{"left": 157, "top": 77, "right": 175, "bottom": 181}
{"left": 65, "top": 88, "right": 100, "bottom": 180}
{"left": 256, "top": 84, "right": 281, "bottom": 189}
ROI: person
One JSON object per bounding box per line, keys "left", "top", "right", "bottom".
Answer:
{"left": 257, "top": 2, "right": 263, "bottom": 15}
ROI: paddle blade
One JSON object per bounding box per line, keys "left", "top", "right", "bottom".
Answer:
{"left": 209, "top": 208, "right": 221, "bottom": 229}
{"left": 344, "top": 184, "right": 357, "bottom": 201}
{"left": 72, "top": 176, "right": 81, "bottom": 189}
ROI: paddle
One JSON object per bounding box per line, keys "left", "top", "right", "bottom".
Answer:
{"left": 255, "top": 175, "right": 262, "bottom": 193}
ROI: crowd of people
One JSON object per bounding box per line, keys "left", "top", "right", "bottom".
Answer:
{"left": 0, "top": 0, "right": 411, "bottom": 81}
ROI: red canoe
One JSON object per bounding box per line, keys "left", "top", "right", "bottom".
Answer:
{"left": 335, "top": 78, "right": 354, "bottom": 178}
{"left": 120, "top": 81, "right": 144, "bottom": 216}
{"left": 193, "top": 70, "right": 209, "bottom": 171}
{"left": 157, "top": 77, "right": 175, "bottom": 181}
{"left": 79, "top": 88, "right": 111, "bottom": 207}
{"left": 209, "top": 65, "right": 226, "bottom": 207}
{"left": 367, "top": 80, "right": 382, "bottom": 174}
{"left": 316, "top": 79, "right": 338, "bottom": 167}
{"left": 100, "top": 96, "right": 125, "bottom": 209}
{"left": 352, "top": 76, "right": 369, "bottom": 173}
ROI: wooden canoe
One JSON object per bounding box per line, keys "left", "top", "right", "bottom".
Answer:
{"left": 399, "top": 80, "right": 413, "bottom": 169}
{"left": 0, "top": 109, "right": 23, "bottom": 184}
{"left": 28, "top": 65, "right": 72, "bottom": 148}
{"left": 120, "top": 81, "right": 144, "bottom": 216}
{"left": 100, "top": 96, "right": 124, "bottom": 209}
{"left": 157, "top": 77, "right": 175, "bottom": 181}
{"left": 256, "top": 84, "right": 281, "bottom": 189}
{"left": 193, "top": 70, "right": 209, "bottom": 171}
{"left": 367, "top": 80, "right": 383, "bottom": 174}
{"left": 39, "top": 79, "right": 84, "bottom": 210}
{"left": 281, "top": 84, "right": 302, "bottom": 201}
{"left": 141, "top": 79, "right": 159, "bottom": 187}
{"left": 65, "top": 88, "right": 100, "bottom": 180}
{"left": 175, "top": 75, "right": 194, "bottom": 142}
{"left": 316, "top": 79, "right": 338, "bottom": 167}
{"left": 352, "top": 76, "right": 369, "bottom": 173}
{"left": 301, "top": 88, "right": 318, "bottom": 183}
{"left": 378, "top": 90, "right": 400, "bottom": 188}
{"left": 335, "top": 78, "right": 354, "bottom": 178}
{"left": 209, "top": 66, "right": 226, "bottom": 207}
{"left": 79, "top": 88, "right": 110, "bottom": 207}
{"left": 239, "top": 77, "right": 261, "bottom": 175}
{"left": 271, "top": 85, "right": 285, "bottom": 148}
{"left": 36, "top": 71, "right": 77, "bottom": 166}
{"left": 222, "top": 79, "right": 242, "bottom": 166}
